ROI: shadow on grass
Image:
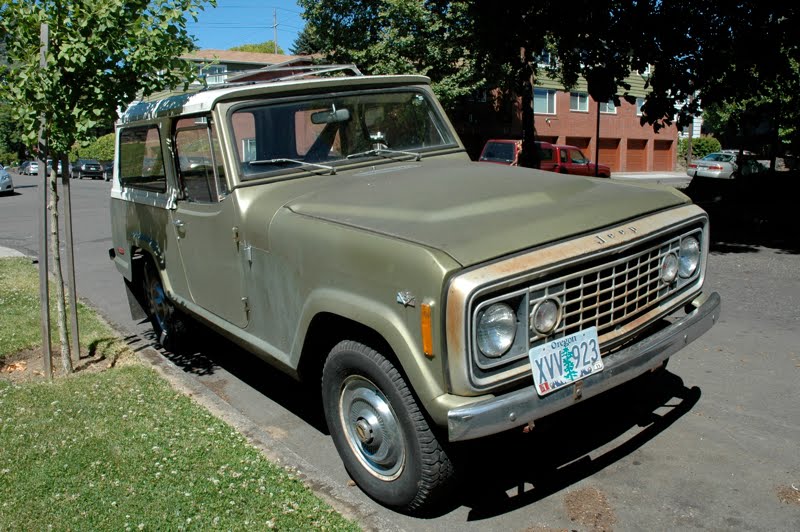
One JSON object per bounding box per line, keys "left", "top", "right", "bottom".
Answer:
{"left": 140, "top": 322, "right": 328, "bottom": 433}
{"left": 685, "top": 171, "right": 800, "bottom": 254}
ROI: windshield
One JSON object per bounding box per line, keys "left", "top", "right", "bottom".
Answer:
{"left": 480, "top": 142, "right": 516, "bottom": 163}
{"left": 230, "top": 89, "right": 456, "bottom": 179}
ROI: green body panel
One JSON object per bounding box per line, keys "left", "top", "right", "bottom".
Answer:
{"left": 284, "top": 159, "right": 687, "bottom": 267}
{"left": 110, "top": 75, "right": 694, "bottom": 429}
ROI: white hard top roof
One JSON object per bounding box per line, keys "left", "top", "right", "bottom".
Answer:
{"left": 118, "top": 75, "right": 431, "bottom": 124}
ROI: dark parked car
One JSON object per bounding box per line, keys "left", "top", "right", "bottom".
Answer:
{"left": 100, "top": 160, "right": 114, "bottom": 181}
{"left": 71, "top": 159, "right": 104, "bottom": 179}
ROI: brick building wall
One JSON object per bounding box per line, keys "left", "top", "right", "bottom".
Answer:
{"left": 453, "top": 72, "right": 679, "bottom": 172}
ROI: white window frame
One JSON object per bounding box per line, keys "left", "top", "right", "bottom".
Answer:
{"left": 570, "top": 92, "right": 589, "bottom": 112}
{"left": 536, "top": 51, "right": 556, "bottom": 68}
{"left": 636, "top": 97, "right": 645, "bottom": 116}
{"left": 534, "top": 88, "right": 557, "bottom": 115}
{"left": 204, "top": 65, "right": 228, "bottom": 85}
{"left": 599, "top": 100, "right": 617, "bottom": 114}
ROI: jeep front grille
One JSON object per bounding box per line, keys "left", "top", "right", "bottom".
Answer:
{"left": 528, "top": 228, "right": 702, "bottom": 348}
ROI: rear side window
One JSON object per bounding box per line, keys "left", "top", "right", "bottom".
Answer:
{"left": 119, "top": 125, "right": 166, "bottom": 192}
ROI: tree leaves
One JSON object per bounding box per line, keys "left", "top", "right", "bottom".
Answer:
{"left": 0, "top": 0, "right": 216, "bottom": 154}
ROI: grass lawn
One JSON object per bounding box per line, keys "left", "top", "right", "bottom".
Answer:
{"left": 0, "top": 258, "right": 359, "bottom": 530}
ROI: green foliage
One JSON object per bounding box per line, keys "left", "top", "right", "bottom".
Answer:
{"left": 299, "top": 0, "right": 483, "bottom": 109}
{"left": 302, "top": 1, "right": 798, "bottom": 156}
{"left": 229, "top": 40, "right": 284, "bottom": 54}
{"left": 0, "top": 0, "right": 216, "bottom": 157}
{"left": 678, "top": 136, "right": 721, "bottom": 161}
{"left": 0, "top": 104, "right": 26, "bottom": 163}
{"left": 290, "top": 24, "right": 323, "bottom": 55}
{"left": 70, "top": 133, "right": 115, "bottom": 161}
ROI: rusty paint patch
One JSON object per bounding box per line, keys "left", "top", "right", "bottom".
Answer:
{"left": 564, "top": 486, "right": 617, "bottom": 531}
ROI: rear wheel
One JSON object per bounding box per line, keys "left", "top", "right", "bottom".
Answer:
{"left": 322, "top": 340, "right": 453, "bottom": 512}
{"left": 142, "top": 259, "right": 187, "bottom": 351}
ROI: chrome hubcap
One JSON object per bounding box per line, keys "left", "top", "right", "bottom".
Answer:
{"left": 339, "top": 375, "right": 405, "bottom": 480}
{"left": 145, "top": 268, "right": 169, "bottom": 331}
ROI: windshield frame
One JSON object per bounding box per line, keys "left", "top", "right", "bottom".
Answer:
{"left": 222, "top": 86, "right": 460, "bottom": 182}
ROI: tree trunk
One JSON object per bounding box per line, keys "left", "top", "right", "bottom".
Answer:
{"left": 48, "top": 164, "right": 73, "bottom": 374}
{"left": 518, "top": 49, "right": 538, "bottom": 169}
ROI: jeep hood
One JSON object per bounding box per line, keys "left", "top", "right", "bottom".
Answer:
{"left": 285, "top": 160, "right": 687, "bottom": 267}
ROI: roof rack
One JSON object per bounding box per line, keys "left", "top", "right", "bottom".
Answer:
{"left": 198, "top": 62, "right": 363, "bottom": 92}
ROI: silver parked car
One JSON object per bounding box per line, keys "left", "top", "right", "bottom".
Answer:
{"left": 0, "top": 167, "right": 14, "bottom": 195}
{"left": 687, "top": 151, "right": 766, "bottom": 179}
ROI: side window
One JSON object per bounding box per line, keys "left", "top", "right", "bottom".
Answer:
{"left": 119, "top": 125, "right": 166, "bottom": 192}
{"left": 571, "top": 150, "right": 588, "bottom": 163}
{"left": 560, "top": 149, "right": 568, "bottom": 163}
{"left": 538, "top": 148, "right": 554, "bottom": 162}
{"left": 174, "top": 115, "right": 228, "bottom": 203}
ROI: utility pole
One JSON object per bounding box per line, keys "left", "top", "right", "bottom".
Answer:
{"left": 273, "top": 9, "right": 278, "bottom": 54}
{"left": 594, "top": 99, "right": 601, "bottom": 177}
{"left": 37, "top": 23, "right": 52, "bottom": 380}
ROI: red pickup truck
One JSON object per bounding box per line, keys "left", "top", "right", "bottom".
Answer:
{"left": 479, "top": 139, "right": 611, "bottom": 177}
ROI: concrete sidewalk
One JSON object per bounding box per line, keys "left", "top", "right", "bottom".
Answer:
{"left": 0, "top": 246, "right": 25, "bottom": 258}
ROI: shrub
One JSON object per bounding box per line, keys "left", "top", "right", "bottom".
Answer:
{"left": 678, "top": 136, "right": 721, "bottom": 161}
{"left": 70, "top": 133, "right": 116, "bottom": 161}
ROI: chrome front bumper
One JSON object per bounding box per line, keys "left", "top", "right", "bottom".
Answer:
{"left": 447, "top": 291, "right": 721, "bottom": 442}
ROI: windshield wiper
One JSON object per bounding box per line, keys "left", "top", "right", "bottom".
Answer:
{"left": 346, "top": 148, "right": 421, "bottom": 161}
{"left": 248, "top": 158, "right": 336, "bottom": 175}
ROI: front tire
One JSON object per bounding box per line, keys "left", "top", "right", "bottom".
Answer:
{"left": 142, "top": 259, "right": 187, "bottom": 351}
{"left": 322, "top": 341, "right": 453, "bottom": 512}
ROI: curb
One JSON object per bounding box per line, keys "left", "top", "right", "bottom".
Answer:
{"left": 0, "top": 246, "right": 25, "bottom": 258}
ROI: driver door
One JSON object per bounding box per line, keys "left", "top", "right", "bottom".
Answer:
{"left": 170, "top": 115, "right": 248, "bottom": 328}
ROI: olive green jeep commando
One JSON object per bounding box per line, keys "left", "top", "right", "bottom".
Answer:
{"left": 109, "top": 70, "right": 720, "bottom": 512}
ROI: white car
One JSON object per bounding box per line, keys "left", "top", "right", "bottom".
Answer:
{"left": 0, "top": 167, "right": 14, "bottom": 195}
{"left": 687, "top": 151, "right": 766, "bottom": 180}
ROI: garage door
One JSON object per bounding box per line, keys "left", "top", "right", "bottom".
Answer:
{"left": 598, "top": 138, "right": 620, "bottom": 172}
{"left": 565, "top": 136, "right": 590, "bottom": 150}
{"left": 653, "top": 140, "right": 673, "bottom": 171}
{"left": 626, "top": 139, "right": 647, "bottom": 172}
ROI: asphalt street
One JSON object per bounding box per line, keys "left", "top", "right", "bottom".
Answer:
{"left": 1, "top": 170, "right": 798, "bottom": 530}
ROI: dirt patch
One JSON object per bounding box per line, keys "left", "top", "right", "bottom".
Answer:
{"left": 776, "top": 485, "right": 800, "bottom": 506}
{"left": 0, "top": 345, "right": 134, "bottom": 383}
{"left": 564, "top": 486, "right": 617, "bottom": 531}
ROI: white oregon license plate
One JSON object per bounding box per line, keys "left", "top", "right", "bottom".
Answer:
{"left": 529, "top": 327, "right": 604, "bottom": 396}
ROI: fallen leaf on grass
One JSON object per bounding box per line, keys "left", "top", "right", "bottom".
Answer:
{"left": 1, "top": 361, "right": 27, "bottom": 373}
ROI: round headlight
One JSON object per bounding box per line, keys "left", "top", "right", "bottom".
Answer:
{"left": 532, "top": 298, "right": 561, "bottom": 335}
{"left": 679, "top": 237, "right": 701, "bottom": 278}
{"left": 476, "top": 303, "right": 517, "bottom": 358}
{"left": 661, "top": 253, "right": 679, "bottom": 284}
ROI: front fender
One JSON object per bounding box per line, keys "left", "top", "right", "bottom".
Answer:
{"left": 292, "top": 287, "right": 449, "bottom": 423}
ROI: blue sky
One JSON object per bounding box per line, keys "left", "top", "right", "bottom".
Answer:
{"left": 187, "top": 1, "right": 306, "bottom": 53}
